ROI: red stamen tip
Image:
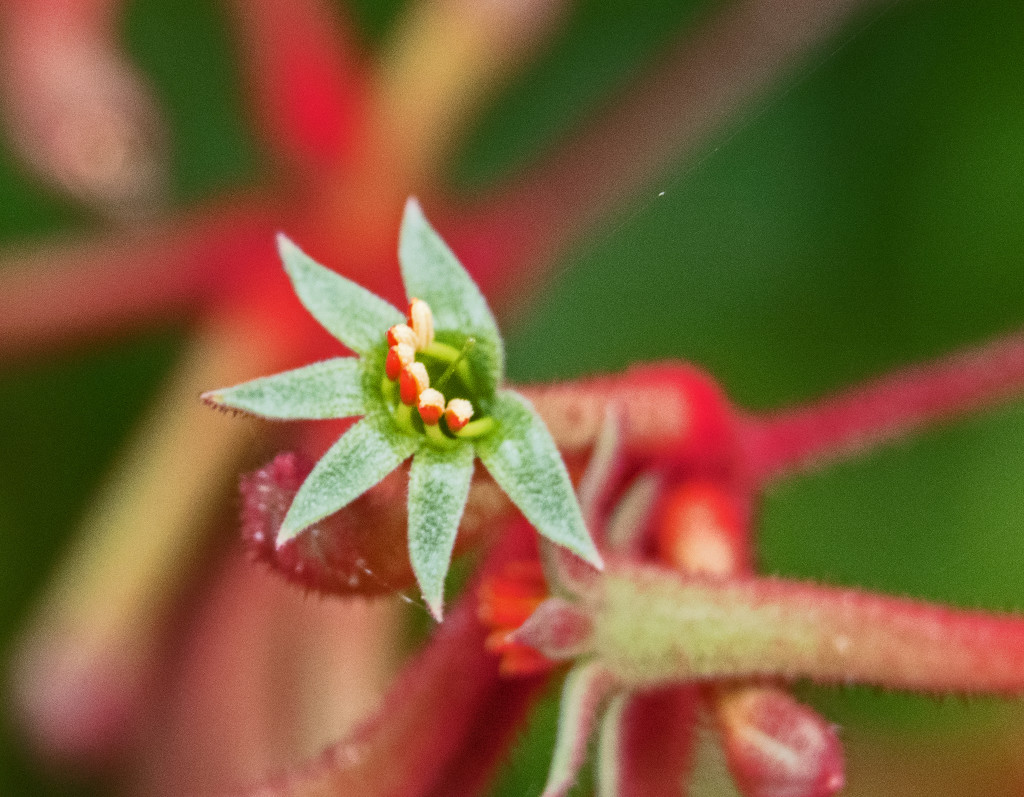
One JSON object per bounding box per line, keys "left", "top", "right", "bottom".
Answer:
{"left": 418, "top": 388, "right": 446, "bottom": 425}
{"left": 386, "top": 343, "right": 416, "bottom": 381}
{"left": 445, "top": 398, "right": 475, "bottom": 431}
{"left": 400, "top": 362, "right": 430, "bottom": 405}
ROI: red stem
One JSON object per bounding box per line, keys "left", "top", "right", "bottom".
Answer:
{"left": 608, "top": 687, "right": 699, "bottom": 797}
{"left": 241, "top": 522, "right": 545, "bottom": 797}
{"left": 742, "top": 328, "right": 1024, "bottom": 483}
{"left": 0, "top": 196, "right": 276, "bottom": 358}
{"left": 226, "top": 0, "right": 366, "bottom": 173}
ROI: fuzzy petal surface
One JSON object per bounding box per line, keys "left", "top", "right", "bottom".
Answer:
{"left": 278, "top": 233, "right": 403, "bottom": 354}
{"left": 278, "top": 417, "right": 418, "bottom": 545}
{"left": 478, "top": 390, "right": 602, "bottom": 569}
{"left": 408, "top": 442, "right": 476, "bottom": 620}
{"left": 203, "top": 357, "right": 367, "bottom": 420}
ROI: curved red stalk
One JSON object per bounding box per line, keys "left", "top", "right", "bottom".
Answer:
{"left": 449, "top": 0, "right": 889, "bottom": 313}
{"left": 600, "top": 567, "right": 1024, "bottom": 695}
{"left": 598, "top": 687, "right": 699, "bottom": 797}
{"left": 742, "top": 327, "right": 1024, "bottom": 483}
{"left": 241, "top": 521, "right": 544, "bottom": 797}
{"left": 226, "top": 0, "right": 366, "bottom": 173}
{"left": 130, "top": 550, "right": 400, "bottom": 796}
{"left": 421, "top": 674, "right": 548, "bottom": 797}
{"left": 0, "top": 197, "right": 277, "bottom": 357}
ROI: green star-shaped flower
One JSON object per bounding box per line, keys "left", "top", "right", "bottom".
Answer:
{"left": 204, "top": 199, "right": 602, "bottom": 618}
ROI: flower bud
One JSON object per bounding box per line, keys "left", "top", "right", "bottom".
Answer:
{"left": 385, "top": 343, "right": 416, "bottom": 380}
{"left": 399, "top": 362, "right": 430, "bottom": 405}
{"left": 417, "top": 388, "right": 446, "bottom": 425}
{"left": 444, "top": 398, "right": 475, "bottom": 431}
{"left": 387, "top": 323, "right": 419, "bottom": 349}
{"left": 658, "top": 482, "right": 746, "bottom": 577}
{"left": 408, "top": 298, "right": 435, "bottom": 350}
{"left": 478, "top": 559, "right": 554, "bottom": 677}
{"left": 714, "top": 685, "right": 844, "bottom": 797}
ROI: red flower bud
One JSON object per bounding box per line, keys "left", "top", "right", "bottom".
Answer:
{"left": 418, "top": 388, "right": 446, "bottom": 425}
{"left": 444, "top": 397, "right": 475, "bottom": 431}
{"left": 658, "top": 482, "right": 747, "bottom": 577}
{"left": 478, "top": 560, "right": 555, "bottom": 677}
{"left": 407, "top": 297, "right": 435, "bottom": 350}
{"left": 399, "top": 362, "right": 430, "bottom": 405}
{"left": 387, "top": 323, "right": 418, "bottom": 349}
{"left": 713, "top": 685, "right": 844, "bottom": 797}
{"left": 386, "top": 343, "right": 416, "bottom": 380}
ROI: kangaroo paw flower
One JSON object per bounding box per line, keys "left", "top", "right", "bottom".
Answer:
{"left": 205, "top": 199, "right": 601, "bottom": 618}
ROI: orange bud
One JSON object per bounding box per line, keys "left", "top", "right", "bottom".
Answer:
{"left": 657, "top": 482, "right": 746, "bottom": 577}
{"left": 417, "top": 388, "right": 446, "bottom": 425}
{"left": 444, "top": 398, "right": 475, "bottom": 431}
{"left": 399, "top": 362, "right": 430, "bottom": 405}
{"left": 408, "top": 298, "right": 435, "bottom": 350}
{"left": 385, "top": 343, "right": 416, "bottom": 380}
{"left": 387, "top": 323, "right": 418, "bottom": 349}
{"left": 478, "top": 560, "right": 553, "bottom": 677}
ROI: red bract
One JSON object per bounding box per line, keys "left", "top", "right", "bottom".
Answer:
{"left": 3, "top": 0, "right": 1024, "bottom": 795}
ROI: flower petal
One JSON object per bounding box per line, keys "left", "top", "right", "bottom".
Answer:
{"left": 541, "top": 661, "right": 618, "bottom": 797}
{"left": 278, "top": 417, "right": 418, "bottom": 545}
{"left": 398, "top": 198, "right": 504, "bottom": 390}
{"left": 277, "top": 233, "right": 404, "bottom": 354}
{"left": 477, "top": 390, "right": 603, "bottom": 569}
{"left": 202, "top": 357, "right": 367, "bottom": 419}
{"left": 407, "top": 442, "right": 475, "bottom": 621}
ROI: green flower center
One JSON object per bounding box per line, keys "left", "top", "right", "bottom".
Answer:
{"left": 382, "top": 328, "right": 495, "bottom": 447}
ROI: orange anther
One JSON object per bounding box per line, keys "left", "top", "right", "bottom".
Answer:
{"left": 387, "top": 323, "right": 418, "bottom": 349}
{"left": 444, "top": 397, "right": 474, "bottom": 431}
{"left": 408, "top": 298, "right": 435, "bottom": 350}
{"left": 417, "top": 388, "right": 446, "bottom": 425}
{"left": 399, "top": 361, "right": 430, "bottom": 405}
{"left": 385, "top": 343, "right": 416, "bottom": 380}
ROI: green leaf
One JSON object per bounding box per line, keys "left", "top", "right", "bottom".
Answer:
{"left": 398, "top": 198, "right": 504, "bottom": 391}
{"left": 477, "top": 391, "right": 603, "bottom": 568}
{"left": 541, "top": 662, "right": 618, "bottom": 797}
{"left": 202, "top": 357, "right": 367, "bottom": 420}
{"left": 278, "top": 234, "right": 404, "bottom": 354}
{"left": 278, "top": 417, "right": 418, "bottom": 545}
{"left": 407, "top": 442, "right": 475, "bottom": 620}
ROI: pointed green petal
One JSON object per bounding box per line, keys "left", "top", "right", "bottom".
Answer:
{"left": 398, "top": 198, "right": 504, "bottom": 390}
{"left": 407, "top": 442, "right": 475, "bottom": 620}
{"left": 541, "top": 662, "right": 618, "bottom": 797}
{"left": 477, "top": 390, "right": 603, "bottom": 569}
{"left": 278, "top": 234, "right": 404, "bottom": 354}
{"left": 202, "top": 358, "right": 367, "bottom": 420}
{"left": 278, "top": 418, "right": 418, "bottom": 545}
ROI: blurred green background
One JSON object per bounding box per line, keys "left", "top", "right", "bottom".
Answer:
{"left": 2, "top": 0, "right": 1024, "bottom": 793}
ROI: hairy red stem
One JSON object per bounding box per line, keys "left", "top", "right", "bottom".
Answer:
{"left": 0, "top": 197, "right": 277, "bottom": 357}
{"left": 742, "top": 328, "right": 1024, "bottom": 483}
{"left": 242, "top": 522, "right": 542, "bottom": 797}
{"left": 227, "top": 0, "right": 366, "bottom": 173}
